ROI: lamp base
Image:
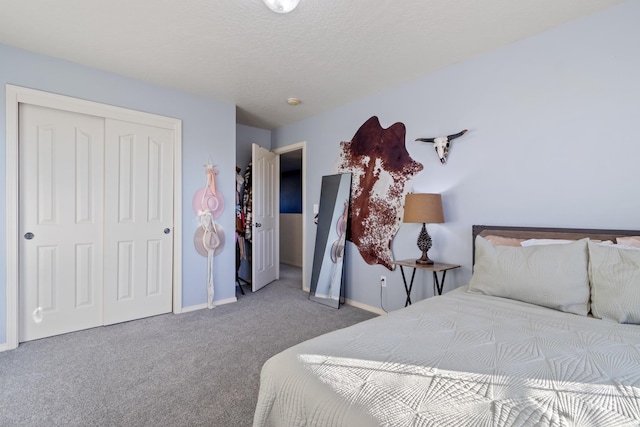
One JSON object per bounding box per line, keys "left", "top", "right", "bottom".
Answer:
{"left": 416, "top": 251, "right": 434, "bottom": 265}
{"left": 416, "top": 223, "right": 435, "bottom": 265}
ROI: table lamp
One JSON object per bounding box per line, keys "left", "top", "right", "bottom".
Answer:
{"left": 403, "top": 193, "right": 444, "bottom": 265}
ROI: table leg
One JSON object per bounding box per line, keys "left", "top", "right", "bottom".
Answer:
{"left": 400, "top": 266, "right": 417, "bottom": 307}
{"left": 433, "top": 270, "right": 447, "bottom": 296}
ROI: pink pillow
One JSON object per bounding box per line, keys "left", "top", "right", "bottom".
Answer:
{"left": 616, "top": 236, "right": 640, "bottom": 248}
{"left": 483, "top": 235, "right": 522, "bottom": 247}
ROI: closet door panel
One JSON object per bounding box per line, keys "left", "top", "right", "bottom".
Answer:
{"left": 19, "top": 104, "right": 104, "bottom": 342}
{"left": 103, "top": 119, "right": 174, "bottom": 325}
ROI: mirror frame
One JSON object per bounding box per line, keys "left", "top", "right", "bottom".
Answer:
{"left": 309, "top": 173, "right": 352, "bottom": 308}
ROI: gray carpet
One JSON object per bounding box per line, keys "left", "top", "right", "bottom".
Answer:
{"left": 0, "top": 265, "right": 377, "bottom": 426}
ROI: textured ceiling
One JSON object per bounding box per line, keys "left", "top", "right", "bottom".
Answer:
{"left": 0, "top": 0, "right": 627, "bottom": 130}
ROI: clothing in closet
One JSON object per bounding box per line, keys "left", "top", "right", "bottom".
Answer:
{"left": 242, "top": 162, "right": 253, "bottom": 242}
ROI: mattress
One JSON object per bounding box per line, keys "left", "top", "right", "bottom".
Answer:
{"left": 253, "top": 288, "right": 640, "bottom": 426}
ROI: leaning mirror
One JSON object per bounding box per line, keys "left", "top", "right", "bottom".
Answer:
{"left": 309, "top": 173, "right": 352, "bottom": 308}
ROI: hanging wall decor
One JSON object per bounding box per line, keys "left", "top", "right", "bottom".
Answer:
{"left": 415, "top": 129, "right": 468, "bottom": 164}
{"left": 192, "top": 162, "right": 225, "bottom": 308}
{"left": 336, "top": 116, "right": 423, "bottom": 270}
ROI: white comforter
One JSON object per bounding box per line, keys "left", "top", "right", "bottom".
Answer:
{"left": 254, "top": 288, "right": 640, "bottom": 426}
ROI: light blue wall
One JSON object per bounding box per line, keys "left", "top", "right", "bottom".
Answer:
{"left": 0, "top": 44, "right": 237, "bottom": 344}
{"left": 236, "top": 124, "right": 271, "bottom": 171}
{"left": 272, "top": 0, "right": 640, "bottom": 311}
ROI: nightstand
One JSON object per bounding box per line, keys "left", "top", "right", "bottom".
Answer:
{"left": 391, "top": 260, "right": 460, "bottom": 306}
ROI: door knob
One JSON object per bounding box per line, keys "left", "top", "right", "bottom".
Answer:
{"left": 24, "top": 232, "right": 35, "bottom": 240}
{"left": 164, "top": 228, "right": 171, "bottom": 234}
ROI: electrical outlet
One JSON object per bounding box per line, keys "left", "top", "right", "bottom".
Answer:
{"left": 380, "top": 275, "right": 387, "bottom": 287}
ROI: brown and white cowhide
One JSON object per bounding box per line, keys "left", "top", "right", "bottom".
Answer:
{"left": 336, "top": 116, "right": 423, "bottom": 270}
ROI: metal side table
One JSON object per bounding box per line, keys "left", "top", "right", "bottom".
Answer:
{"left": 391, "top": 260, "right": 460, "bottom": 306}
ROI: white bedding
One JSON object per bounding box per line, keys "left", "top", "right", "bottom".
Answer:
{"left": 254, "top": 288, "right": 640, "bottom": 426}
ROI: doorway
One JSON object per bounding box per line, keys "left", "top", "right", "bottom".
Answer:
{"left": 235, "top": 140, "right": 306, "bottom": 292}
{"left": 274, "top": 142, "right": 307, "bottom": 290}
{"left": 278, "top": 150, "right": 303, "bottom": 267}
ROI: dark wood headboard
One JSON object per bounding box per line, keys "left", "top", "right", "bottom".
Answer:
{"left": 472, "top": 225, "right": 640, "bottom": 264}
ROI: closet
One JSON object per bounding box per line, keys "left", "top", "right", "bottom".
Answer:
{"left": 10, "top": 87, "right": 180, "bottom": 344}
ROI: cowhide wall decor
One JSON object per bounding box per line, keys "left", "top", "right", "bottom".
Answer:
{"left": 336, "top": 116, "right": 423, "bottom": 270}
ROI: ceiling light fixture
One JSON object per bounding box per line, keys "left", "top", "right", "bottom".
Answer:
{"left": 287, "top": 97, "right": 301, "bottom": 106}
{"left": 263, "top": 0, "right": 300, "bottom": 14}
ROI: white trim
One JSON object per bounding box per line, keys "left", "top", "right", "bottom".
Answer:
{"left": 275, "top": 154, "right": 281, "bottom": 280}
{"left": 4, "top": 84, "right": 183, "bottom": 350}
{"left": 172, "top": 120, "right": 183, "bottom": 314}
{"left": 343, "top": 298, "right": 386, "bottom": 316}
{"left": 5, "top": 86, "right": 19, "bottom": 350}
{"left": 181, "top": 297, "right": 237, "bottom": 313}
{"left": 213, "top": 297, "right": 238, "bottom": 306}
{"left": 6, "top": 85, "right": 180, "bottom": 129}
{"left": 218, "top": 297, "right": 238, "bottom": 306}
{"left": 180, "top": 303, "right": 209, "bottom": 313}
{"left": 273, "top": 142, "right": 307, "bottom": 289}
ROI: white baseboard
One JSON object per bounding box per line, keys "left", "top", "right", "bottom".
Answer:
{"left": 214, "top": 297, "right": 238, "bottom": 306}
{"left": 344, "top": 298, "right": 386, "bottom": 316}
{"left": 181, "top": 297, "right": 238, "bottom": 313}
{"left": 180, "top": 303, "right": 208, "bottom": 313}
{"left": 0, "top": 342, "right": 11, "bottom": 353}
{"left": 302, "top": 288, "right": 385, "bottom": 315}
{"left": 180, "top": 289, "right": 382, "bottom": 316}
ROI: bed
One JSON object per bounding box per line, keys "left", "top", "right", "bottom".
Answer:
{"left": 253, "top": 225, "right": 640, "bottom": 426}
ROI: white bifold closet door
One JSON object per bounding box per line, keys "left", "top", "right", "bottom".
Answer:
{"left": 19, "top": 105, "right": 105, "bottom": 341}
{"left": 103, "top": 119, "right": 174, "bottom": 325}
{"left": 19, "top": 104, "right": 174, "bottom": 342}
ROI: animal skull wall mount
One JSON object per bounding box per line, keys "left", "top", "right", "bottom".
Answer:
{"left": 416, "top": 129, "right": 468, "bottom": 164}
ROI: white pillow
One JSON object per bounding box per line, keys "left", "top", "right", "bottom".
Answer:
{"left": 588, "top": 241, "right": 640, "bottom": 324}
{"left": 469, "top": 236, "right": 590, "bottom": 315}
{"left": 611, "top": 244, "right": 640, "bottom": 250}
{"left": 520, "top": 238, "right": 575, "bottom": 247}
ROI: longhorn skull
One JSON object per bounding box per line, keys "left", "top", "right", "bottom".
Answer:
{"left": 416, "top": 129, "right": 468, "bottom": 164}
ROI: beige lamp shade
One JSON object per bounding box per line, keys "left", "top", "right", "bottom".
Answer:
{"left": 403, "top": 193, "right": 444, "bottom": 224}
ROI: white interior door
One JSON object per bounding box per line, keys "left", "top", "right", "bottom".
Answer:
{"left": 19, "top": 104, "right": 105, "bottom": 342}
{"left": 103, "top": 119, "right": 174, "bottom": 324}
{"left": 252, "top": 143, "right": 279, "bottom": 291}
